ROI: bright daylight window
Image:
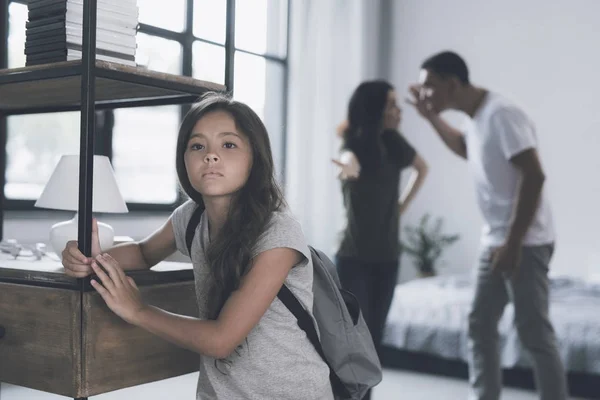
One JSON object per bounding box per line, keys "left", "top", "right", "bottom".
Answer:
{"left": 4, "top": 0, "right": 289, "bottom": 207}
{"left": 232, "top": 0, "right": 288, "bottom": 178}
{"left": 5, "top": 2, "right": 80, "bottom": 201}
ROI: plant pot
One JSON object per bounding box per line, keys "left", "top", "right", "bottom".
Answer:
{"left": 418, "top": 270, "right": 436, "bottom": 278}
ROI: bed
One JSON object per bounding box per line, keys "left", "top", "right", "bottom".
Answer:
{"left": 381, "top": 274, "right": 600, "bottom": 398}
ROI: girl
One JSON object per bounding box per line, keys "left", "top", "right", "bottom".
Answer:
{"left": 62, "top": 93, "right": 334, "bottom": 400}
{"left": 333, "top": 80, "right": 428, "bottom": 400}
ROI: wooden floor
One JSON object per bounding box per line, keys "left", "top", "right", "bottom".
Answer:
{"left": 2, "top": 369, "right": 590, "bottom": 399}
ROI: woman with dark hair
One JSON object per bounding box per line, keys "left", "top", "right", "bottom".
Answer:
{"left": 60, "top": 92, "right": 334, "bottom": 399}
{"left": 333, "top": 80, "right": 428, "bottom": 398}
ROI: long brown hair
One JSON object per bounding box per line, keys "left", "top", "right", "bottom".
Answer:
{"left": 341, "top": 80, "right": 394, "bottom": 172}
{"left": 175, "top": 92, "right": 285, "bottom": 320}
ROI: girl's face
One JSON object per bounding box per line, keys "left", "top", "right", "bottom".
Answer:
{"left": 184, "top": 110, "right": 253, "bottom": 200}
{"left": 382, "top": 89, "right": 401, "bottom": 131}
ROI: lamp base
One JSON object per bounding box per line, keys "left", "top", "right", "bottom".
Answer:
{"left": 50, "top": 213, "right": 114, "bottom": 259}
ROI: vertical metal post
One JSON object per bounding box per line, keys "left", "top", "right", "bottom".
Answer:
{"left": 280, "top": 0, "right": 291, "bottom": 189}
{"left": 0, "top": 0, "right": 8, "bottom": 241}
{"left": 0, "top": 115, "right": 5, "bottom": 242}
{"left": 77, "top": 0, "right": 97, "bottom": 258}
{"left": 182, "top": 0, "right": 194, "bottom": 79}
{"left": 224, "top": 0, "right": 236, "bottom": 93}
{"left": 180, "top": 0, "right": 194, "bottom": 117}
{"left": 76, "top": 1, "right": 96, "bottom": 398}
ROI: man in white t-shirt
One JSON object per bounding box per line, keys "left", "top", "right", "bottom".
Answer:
{"left": 407, "top": 51, "right": 567, "bottom": 400}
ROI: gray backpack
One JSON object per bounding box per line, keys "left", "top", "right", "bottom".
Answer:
{"left": 185, "top": 207, "right": 382, "bottom": 399}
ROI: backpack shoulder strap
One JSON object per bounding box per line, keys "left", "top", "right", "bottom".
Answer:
{"left": 185, "top": 205, "right": 204, "bottom": 255}
{"left": 277, "top": 249, "right": 350, "bottom": 398}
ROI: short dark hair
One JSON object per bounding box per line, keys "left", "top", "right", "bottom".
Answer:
{"left": 422, "top": 51, "right": 470, "bottom": 85}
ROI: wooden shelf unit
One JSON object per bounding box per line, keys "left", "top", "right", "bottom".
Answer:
{"left": 0, "top": 0, "right": 232, "bottom": 399}
{"left": 0, "top": 59, "right": 224, "bottom": 115}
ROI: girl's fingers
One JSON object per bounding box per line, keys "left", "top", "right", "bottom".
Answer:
{"left": 67, "top": 243, "right": 90, "bottom": 264}
{"left": 91, "top": 261, "right": 116, "bottom": 293}
{"left": 102, "top": 253, "right": 127, "bottom": 281}
{"left": 95, "top": 254, "right": 123, "bottom": 287}
{"left": 90, "top": 279, "right": 110, "bottom": 299}
{"left": 127, "top": 276, "right": 138, "bottom": 289}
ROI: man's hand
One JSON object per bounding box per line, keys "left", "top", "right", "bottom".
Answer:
{"left": 491, "top": 242, "right": 522, "bottom": 279}
{"left": 406, "top": 84, "right": 437, "bottom": 119}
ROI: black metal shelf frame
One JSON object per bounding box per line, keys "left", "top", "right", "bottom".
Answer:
{"left": 0, "top": 0, "right": 6, "bottom": 243}
{"left": 0, "top": 0, "right": 241, "bottom": 243}
{"left": 1, "top": 0, "right": 291, "bottom": 222}
{"left": 0, "top": 1, "right": 234, "bottom": 397}
{"left": 0, "top": 61, "right": 224, "bottom": 115}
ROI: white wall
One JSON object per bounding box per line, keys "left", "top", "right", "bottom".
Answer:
{"left": 390, "top": 0, "right": 600, "bottom": 281}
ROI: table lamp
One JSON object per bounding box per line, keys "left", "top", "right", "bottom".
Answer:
{"left": 34, "top": 155, "right": 129, "bottom": 258}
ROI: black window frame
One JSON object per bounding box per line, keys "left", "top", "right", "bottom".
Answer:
{"left": 0, "top": 0, "right": 290, "bottom": 213}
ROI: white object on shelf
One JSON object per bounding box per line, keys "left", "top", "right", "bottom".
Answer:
{"left": 34, "top": 155, "right": 128, "bottom": 257}
{"left": 46, "top": 213, "right": 115, "bottom": 257}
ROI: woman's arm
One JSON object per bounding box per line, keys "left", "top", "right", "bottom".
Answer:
{"left": 90, "top": 246, "right": 301, "bottom": 359}
{"left": 399, "top": 154, "right": 429, "bottom": 215}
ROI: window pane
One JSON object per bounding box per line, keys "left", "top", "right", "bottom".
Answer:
{"left": 8, "top": 2, "right": 27, "bottom": 68}
{"left": 136, "top": 33, "right": 182, "bottom": 75}
{"left": 235, "top": 0, "right": 288, "bottom": 58}
{"left": 138, "top": 0, "right": 186, "bottom": 32}
{"left": 5, "top": 112, "right": 81, "bottom": 200}
{"left": 193, "top": 0, "right": 226, "bottom": 44}
{"left": 192, "top": 41, "right": 225, "bottom": 84}
{"left": 233, "top": 52, "right": 285, "bottom": 179}
{"left": 112, "top": 106, "right": 179, "bottom": 204}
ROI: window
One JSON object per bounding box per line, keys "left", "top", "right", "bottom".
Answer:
{"left": 191, "top": 0, "right": 289, "bottom": 171}
{"left": 234, "top": 0, "right": 288, "bottom": 58}
{"left": 193, "top": 0, "right": 226, "bottom": 44}
{"left": 5, "top": 2, "right": 81, "bottom": 201}
{"left": 234, "top": 52, "right": 286, "bottom": 173}
{"left": 192, "top": 41, "right": 225, "bottom": 84}
{"left": 3, "top": 0, "right": 290, "bottom": 209}
{"left": 111, "top": 33, "right": 182, "bottom": 204}
{"left": 137, "top": 0, "right": 186, "bottom": 33}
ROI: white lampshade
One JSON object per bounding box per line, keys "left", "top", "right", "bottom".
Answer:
{"left": 35, "top": 155, "right": 128, "bottom": 213}
{"left": 34, "top": 155, "right": 128, "bottom": 256}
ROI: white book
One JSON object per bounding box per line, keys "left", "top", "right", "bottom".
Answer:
{"left": 62, "top": 2, "right": 139, "bottom": 25}
{"left": 65, "top": 27, "right": 137, "bottom": 48}
{"left": 67, "top": 0, "right": 138, "bottom": 15}
{"left": 66, "top": 49, "right": 136, "bottom": 67}
{"left": 65, "top": 9, "right": 139, "bottom": 30}
{"left": 64, "top": 21, "right": 137, "bottom": 37}
{"left": 30, "top": 0, "right": 138, "bottom": 19}
{"left": 67, "top": 39, "right": 136, "bottom": 57}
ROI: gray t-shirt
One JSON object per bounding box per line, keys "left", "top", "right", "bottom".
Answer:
{"left": 171, "top": 200, "right": 334, "bottom": 400}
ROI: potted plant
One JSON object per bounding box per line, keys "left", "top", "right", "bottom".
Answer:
{"left": 400, "top": 213, "right": 460, "bottom": 277}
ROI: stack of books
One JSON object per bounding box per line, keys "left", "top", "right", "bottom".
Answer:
{"left": 25, "top": 0, "right": 138, "bottom": 67}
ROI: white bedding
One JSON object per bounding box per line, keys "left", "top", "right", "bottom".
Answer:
{"left": 382, "top": 274, "right": 600, "bottom": 374}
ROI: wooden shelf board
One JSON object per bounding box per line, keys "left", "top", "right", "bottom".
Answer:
{"left": 0, "top": 60, "right": 225, "bottom": 114}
